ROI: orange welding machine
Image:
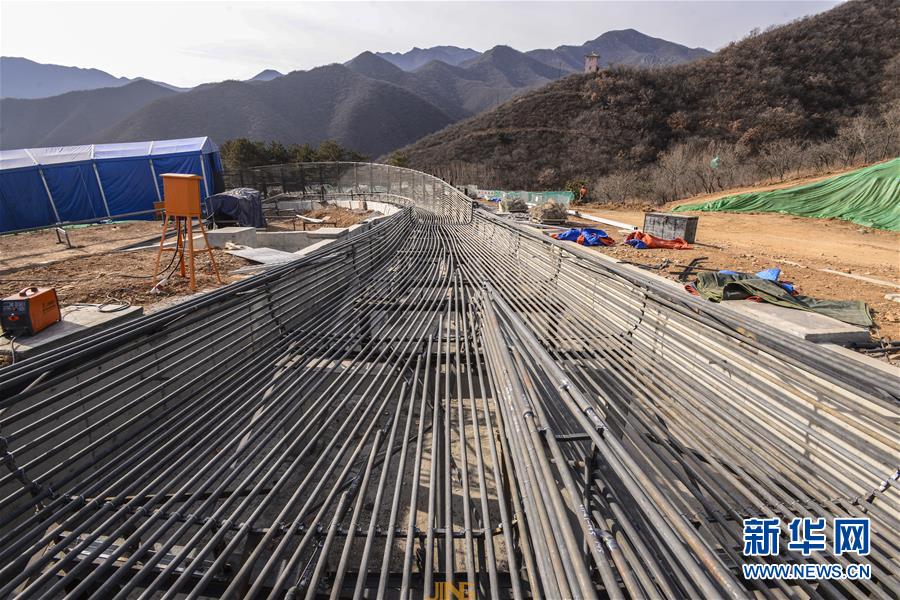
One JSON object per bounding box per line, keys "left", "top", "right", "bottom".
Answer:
{"left": 1, "top": 287, "right": 61, "bottom": 336}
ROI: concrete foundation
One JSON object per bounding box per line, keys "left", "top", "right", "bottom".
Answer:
{"left": 255, "top": 231, "right": 315, "bottom": 252}
{"left": 0, "top": 304, "right": 143, "bottom": 360}
{"left": 227, "top": 247, "right": 300, "bottom": 265}
{"left": 273, "top": 195, "right": 402, "bottom": 217}
{"left": 294, "top": 239, "right": 335, "bottom": 257}
{"left": 206, "top": 226, "right": 258, "bottom": 248}
{"left": 722, "top": 301, "right": 872, "bottom": 345}
{"left": 307, "top": 227, "right": 349, "bottom": 240}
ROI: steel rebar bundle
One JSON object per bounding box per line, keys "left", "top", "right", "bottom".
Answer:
{"left": 0, "top": 163, "right": 897, "bottom": 599}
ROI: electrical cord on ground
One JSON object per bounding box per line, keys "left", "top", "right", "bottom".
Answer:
{"left": 64, "top": 295, "right": 132, "bottom": 315}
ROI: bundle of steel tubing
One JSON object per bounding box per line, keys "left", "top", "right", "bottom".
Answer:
{"left": 0, "top": 163, "right": 897, "bottom": 599}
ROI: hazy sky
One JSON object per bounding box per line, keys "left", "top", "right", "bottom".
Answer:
{"left": 1, "top": 0, "right": 842, "bottom": 87}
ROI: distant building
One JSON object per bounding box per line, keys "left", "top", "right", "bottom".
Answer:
{"left": 584, "top": 52, "right": 600, "bottom": 73}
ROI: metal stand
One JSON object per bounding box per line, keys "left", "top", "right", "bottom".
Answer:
{"left": 151, "top": 213, "right": 221, "bottom": 292}
{"left": 54, "top": 227, "right": 73, "bottom": 248}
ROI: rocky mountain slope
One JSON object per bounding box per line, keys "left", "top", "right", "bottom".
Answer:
{"left": 399, "top": 0, "right": 900, "bottom": 187}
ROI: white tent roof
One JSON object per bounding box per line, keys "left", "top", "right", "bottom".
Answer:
{"left": 0, "top": 137, "right": 218, "bottom": 171}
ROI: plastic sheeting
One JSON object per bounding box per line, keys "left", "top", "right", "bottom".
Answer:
{"left": 691, "top": 271, "right": 874, "bottom": 328}
{"left": 0, "top": 137, "right": 222, "bottom": 233}
{"left": 674, "top": 158, "right": 900, "bottom": 231}
{"left": 624, "top": 231, "right": 692, "bottom": 249}
{"left": 551, "top": 227, "right": 615, "bottom": 246}
{"left": 207, "top": 188, "right": 266, "bottom": 228}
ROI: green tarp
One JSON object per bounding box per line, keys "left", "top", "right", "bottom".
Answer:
{"left": 692, "top": 272, "right": 874, "bottom": 328}
{"left": 674, "top": 158, "right": 900, "bottom": 231}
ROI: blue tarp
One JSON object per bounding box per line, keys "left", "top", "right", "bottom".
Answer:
{"left": 0, "top": 137, "right": 223, "bottom": 233}
{"left": 551, "top": 227, "right": 615, "bottom": 247}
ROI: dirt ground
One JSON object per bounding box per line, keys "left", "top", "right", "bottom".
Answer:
{"left": 266, "top": 206, "right": 373, "bottom": 231}
{"left": 0, "top": 248, "right": 250, "bottom": 307}
{"left": 0, "top": 221, "right": 162, "bottom": 272}
{"left": 566, "top": 207, "right": 900, "bottom": 340}
{"left": 0, "top": 238, "right": 251, "bottom": 368}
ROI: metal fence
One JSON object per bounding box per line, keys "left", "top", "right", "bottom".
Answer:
{"left": 225, "top": 161, "right": 473, "bottom": 222}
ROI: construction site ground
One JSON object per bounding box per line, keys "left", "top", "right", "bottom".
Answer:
{"left": 2, "top": 197, "right": 897, "bottom": 353}
{"left": 0, "top": 221, "right": 251, "bottom": 308}
{"left": 568, "top": 206, "right": 900, "bottom": 340}
{"left": 0, "top": 221, "right": 162, "bottom": 272}
{"left": 265, "top": 206, "right": 374, "bottom": 231}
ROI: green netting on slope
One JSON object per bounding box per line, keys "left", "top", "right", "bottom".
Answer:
{"left": 673, "top": 158, "right": 900, "bottom": 231}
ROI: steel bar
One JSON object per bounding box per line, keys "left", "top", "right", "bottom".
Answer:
{"left": 0, "top": 162, "right": 896, "bottom": 599}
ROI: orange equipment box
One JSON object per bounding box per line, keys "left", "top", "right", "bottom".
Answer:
{"left": 162, "top": 173, "right": 203, "bottom": 217}
{"left": 1, "top": 287, "right": 61, "bottom": 336}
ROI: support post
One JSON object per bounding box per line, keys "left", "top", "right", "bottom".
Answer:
{"left": 93, "top": 162, "right": 112, "bottom": 217}
{"left": 37, "top": 167, "right": 61, "bottom": 223}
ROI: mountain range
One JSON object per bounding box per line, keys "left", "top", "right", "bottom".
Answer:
{"left": 248, "top": 69, "right": 284, "bottom": 82}
{"left": 376, "top": 46, "right": 480, "bottom": 71}
{"left": 0, "top": 30, "right": 710, "bottom": 154}
{"left": 398, "top": 0, "right": 900, "bottom": 187}
{"left": 0, "top": 79, "right": 179, "bottom": 150}
{"left": 0, "top": 57, "right": 132, "bottom": 99}
{"left": 525, "top": 28, "right": 711, "bottom": 71}
{"left": 0, "top": 56, "right": 189, "bottom": 99}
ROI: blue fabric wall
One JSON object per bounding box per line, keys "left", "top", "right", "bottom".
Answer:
{"left": 0, "top": 150, "right": 220, "bottom": 233}
{"left": 97, "top": 158, "right": 159, "bottom": 216}
{"left": 0, "top": 168, "right": 56, "bottom": 232}
{"left": 42, "top": 163, "right": 107, "bottom": 222}
{"left": 152, "top": 154, "right": 204, "bottom": 196}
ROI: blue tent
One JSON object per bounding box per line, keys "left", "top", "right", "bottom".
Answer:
{"left": 0, "top": 137, "right": 223, "bottom": 233}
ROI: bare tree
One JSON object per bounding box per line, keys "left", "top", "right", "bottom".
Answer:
{"left": 656, "top": 144, "right": 692, "bottom": 201}
{"left": 756, "top": 139, "right": 804, "bottom": 182}
{"left": 594, "top": 171, "right": 640, "bottom": 203}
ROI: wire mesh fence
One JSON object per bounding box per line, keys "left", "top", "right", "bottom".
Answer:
{"left": 225, "top": 162, "right": 474, "bottom": 222}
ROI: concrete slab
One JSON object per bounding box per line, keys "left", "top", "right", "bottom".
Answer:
{"left": 227, "top": 247, "right": 299, "bottom": 265}
{"left": 206, "top": 226, "right": 257, "bottom": 248}
{"left": 255, "top": 231, "right": 313, "bottom": 252}
{"left": 346, "top": 223, "right": 369, "bottom": 238}
{"left": 722, "top": 301, "right": 871, "bottom": 345}
{"left": 229, "top": 241, "right": 336, "bottom": 274}
{"left": 0, "top": 304, "right": 143, "bottom": 360}
{"left": 308, "top": 227, "right": 349, "bottom": 240}
{"left": 123, "top": 234, "right": 207, "bottom": 252}
{"left": 294, "top": 239, "right": 336, "bottom": 257}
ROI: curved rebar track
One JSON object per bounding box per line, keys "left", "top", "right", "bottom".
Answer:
{"left": 0, "top": 164, "right": 897, "bottom": 599}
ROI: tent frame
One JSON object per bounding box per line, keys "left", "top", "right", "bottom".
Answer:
{"left": 1, "top": 137, "right": 220, "bottom": 235}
